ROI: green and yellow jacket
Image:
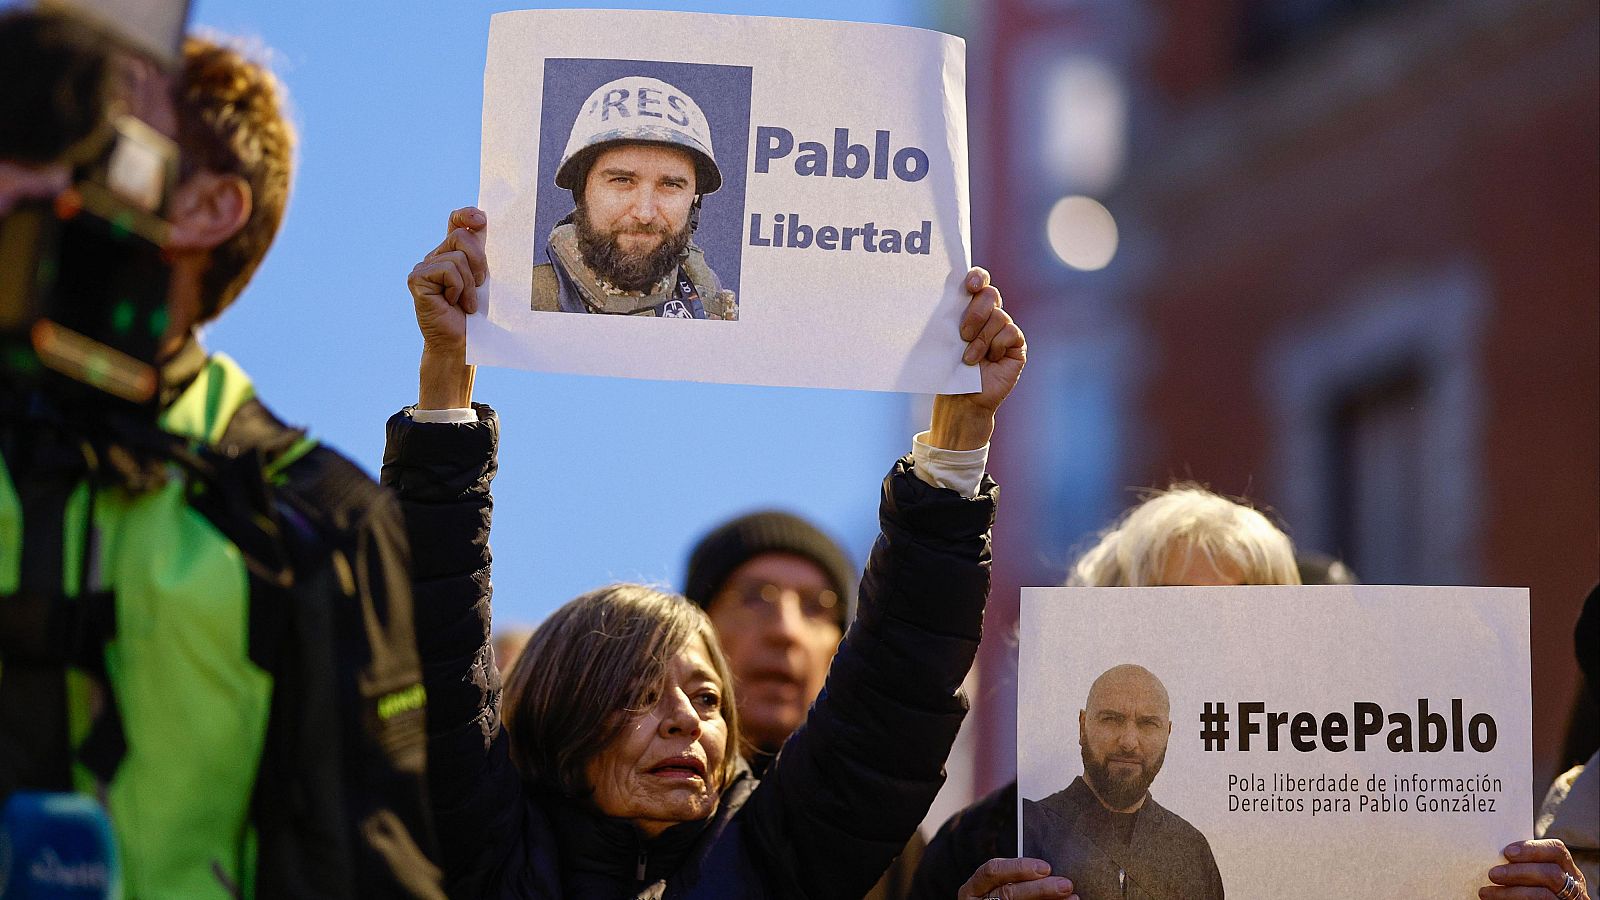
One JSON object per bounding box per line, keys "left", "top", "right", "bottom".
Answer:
{"left": 0, "top": 340, "right": 443, "bottom": 899}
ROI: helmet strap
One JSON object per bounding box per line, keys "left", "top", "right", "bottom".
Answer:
{"left": 689, "top": 196, "right": 702, "bottom": 234}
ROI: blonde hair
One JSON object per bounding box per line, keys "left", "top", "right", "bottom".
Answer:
{"left": 1067, "top": 483, "right": 1300, "bottom": 587}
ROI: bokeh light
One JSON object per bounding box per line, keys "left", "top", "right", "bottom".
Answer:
{"left": 1046, "top": 195, "right": 1119, "bottom": 271}
{"left": 1040, "top": 56, "right": 1127, "bottom": 195}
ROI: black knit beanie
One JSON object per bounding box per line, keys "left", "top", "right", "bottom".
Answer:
{"left": 683, "top": 511, "right": 856, "bottom": 626}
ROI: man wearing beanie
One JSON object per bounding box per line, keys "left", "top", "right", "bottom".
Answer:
{"left": 684, "top": 511, "right": 925, "bottom": 900}
{"left": 684, "top": 510, "right": 858, "bottom": 762}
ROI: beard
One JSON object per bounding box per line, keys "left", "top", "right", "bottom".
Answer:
{"left": 574, "top": 204, "right": 692, "bottom": 293}
{"left": 1082, "top": 742, "right": 1166, "bottom": 811}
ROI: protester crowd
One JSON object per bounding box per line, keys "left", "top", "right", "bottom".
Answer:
{"left": 0, "top": 7, "right": 1592, "bottom": 900}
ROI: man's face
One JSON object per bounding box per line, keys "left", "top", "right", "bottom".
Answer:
{"left": 1079, "top": 665, "right": 1172, "bottom": 812}
{"left": 2, "top": 48, "right": 215, "bottom": 356}
{"left": 575, "top": 142, "right": 696, "bottom": 292}
{"left": 704, "top": 553, "right": 844, "bottom": 754}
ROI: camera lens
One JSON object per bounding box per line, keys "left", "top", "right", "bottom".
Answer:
{"left": 0, "top": 11, "right": 116, "bottom": 165}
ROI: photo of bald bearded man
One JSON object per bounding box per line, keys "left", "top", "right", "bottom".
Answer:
{"left": 1023, "top": 664, "right": 1224, "bottom": 900}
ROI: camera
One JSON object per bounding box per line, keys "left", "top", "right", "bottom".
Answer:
{"left": 0, "top": 1, "right": 191, "bottom": 416}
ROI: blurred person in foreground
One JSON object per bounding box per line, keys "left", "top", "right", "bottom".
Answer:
{"left": 387, "top": 204, "right": 1024, "bottom": 897}
{"left": 683, "top": 510, "right": 925, "bottom": 898}
{"left": 937, "top": 484, "right": 1299, "bottom": 900}
{"left": 0, "top": 10, "right": 440, "bottom": 897}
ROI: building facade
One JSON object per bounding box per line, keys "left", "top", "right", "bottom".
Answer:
{"left": 965, "top": 0, "right": 1598, "bottom": 804}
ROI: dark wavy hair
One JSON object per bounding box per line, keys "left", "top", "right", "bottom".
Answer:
{"left": 502, "top": 584, "right": 741, "bottom": 800}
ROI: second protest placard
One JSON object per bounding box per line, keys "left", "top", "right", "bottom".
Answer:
{"left": 1019, "top": 585, "right": 1532, "bottom": 899}
{"left": 470, "top": 10, "right": 978, "bottom": 394}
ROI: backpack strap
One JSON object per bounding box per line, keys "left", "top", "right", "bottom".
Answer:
{"left": 212, "top": 396, "right": 444, "bottom": 898}
{"left": 0, "top": 432, "right": 104, "bottom": 802}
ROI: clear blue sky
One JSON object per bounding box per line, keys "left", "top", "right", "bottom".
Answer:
{"left": 189, "top": 0, "right": 931, "bottom": 627}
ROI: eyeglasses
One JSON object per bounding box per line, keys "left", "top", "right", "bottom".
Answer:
{"left": 716, "top": 579, "right": 842, "bottom": 625}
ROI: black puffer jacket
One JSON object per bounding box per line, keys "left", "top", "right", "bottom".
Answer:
{"left": 907, "top": 781, "right": 1017, "bottom": 899}
{"left": 381, "top": 406, "right": 997, "bottom": 899}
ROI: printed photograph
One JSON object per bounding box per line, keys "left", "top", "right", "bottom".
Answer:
{"left": 1022, "top": 663, "right": 1224, "bottom": 900}
{"left": 531, "top": 58, "right": 752, "bottom": 320}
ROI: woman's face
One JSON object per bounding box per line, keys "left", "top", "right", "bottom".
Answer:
{"left": 585, "top": 633, "right": 728, "bottom": 838}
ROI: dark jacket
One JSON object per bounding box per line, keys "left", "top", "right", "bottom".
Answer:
{"left": 865, "top": 831, "right": 925, "bottom": 900}
{"left": 1023, "top": 777, "right": 1224, "bottom": 900}
{"left": 381, "top": 406, "right": 997, "bottom": 899}
{"left": 907, "top": 781, "right": 1016, "bottom": 900}
{"left": 0, "top": 343, "right": 442, "bottom": 899}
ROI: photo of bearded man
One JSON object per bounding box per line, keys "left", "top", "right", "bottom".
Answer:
{"left": 1023, "top": 664, "right": 1225, "bottom": 900}
{"left": 532, "top": 73, "right": 739, "bottom": 320}
{"left": 571, "top": 185, "right": 690, "bottom": 295}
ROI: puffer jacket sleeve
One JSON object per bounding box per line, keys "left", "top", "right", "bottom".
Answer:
{"left": 381, "top": 406, "right": 559, "bottom": 899}
{"left": 742, "top": 455, "right": 996, "bottom": 900}
{"left": 381, "top": 406, "right": 499, "bottom": 743}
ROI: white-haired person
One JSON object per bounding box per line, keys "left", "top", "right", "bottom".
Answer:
{"left": 934, "top": 484, "right": 1299, "bottom": 900}
{"left": 946, "top": 486, "right": 1587, "bottom": 900}
{"left": 1064, "top": 483, "right": 1301, "bottom": 589}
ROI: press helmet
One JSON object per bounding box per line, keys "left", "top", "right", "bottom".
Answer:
{"left": 555, "top": 75, "right": 721, "bottom": 196}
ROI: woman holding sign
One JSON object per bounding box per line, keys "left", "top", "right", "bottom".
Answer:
{"left": 389, "top": 206, "right": 1025, "bottom": 898}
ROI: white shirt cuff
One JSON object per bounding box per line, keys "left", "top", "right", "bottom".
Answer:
{"left": 911, "top": 430, "right": 989, "bottom": 498}
{"left": 411, "top": 406, "right": 478, "bottom": 424}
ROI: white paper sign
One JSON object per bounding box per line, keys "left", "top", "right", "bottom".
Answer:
{"left": 470, "top": 10, "right": 978, "bottom": 394}
{"left": 1018, "top": 586, "right": 1532, "bottom": 899}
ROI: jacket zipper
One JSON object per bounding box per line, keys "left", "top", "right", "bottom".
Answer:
{"left": 636, "top": 848, "right": 648, "bottom": 882}
{"left": 1119, "top": 867, "right": 1127, "bottom": 899}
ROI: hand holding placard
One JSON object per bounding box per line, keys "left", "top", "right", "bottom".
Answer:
{"left": 930, "top": 267, "right": 1024, "bottom": 451}
{"left": 472, "top": 10, "right": 978, "bottom": 392}
{"left": 409, "top": 206, "right": 485, "bottom": 409}
{"left": 1482, "top": 840, "right": 1591, "bottom": 899}
{"left": 957, "top": 858, "right": 1076, "bottom": 900}
{"left": 1019, "top": 586, "right": 1534, "bottom": 898}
